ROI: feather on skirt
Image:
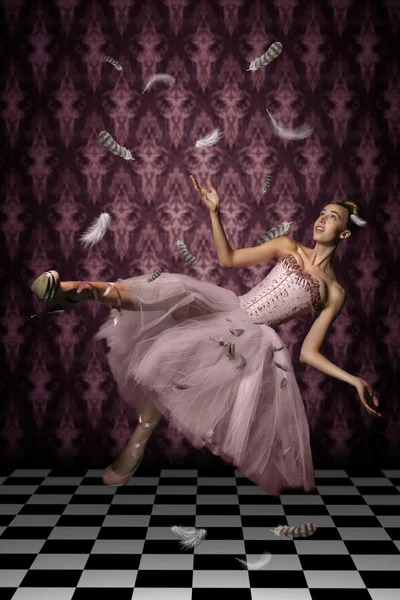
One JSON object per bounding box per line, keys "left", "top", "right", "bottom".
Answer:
{"left": 94, "top": 272, "right": 315, "bottom": 496}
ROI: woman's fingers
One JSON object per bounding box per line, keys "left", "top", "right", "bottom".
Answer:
{"left": 190, "top": 175, "right": 205, "bottom": 197}
{"left": 364, "top": 401, "right": 381, "bottom": 417}
{"left": 190, "top": 175, "right": 199, "bottom": 191}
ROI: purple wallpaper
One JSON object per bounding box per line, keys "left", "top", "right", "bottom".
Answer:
{"left": 1, "top": 0, "right": 399, "bottom": 471}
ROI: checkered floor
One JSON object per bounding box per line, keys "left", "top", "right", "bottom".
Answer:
{"left": 0, "top": 467, "right": 399, "bottom": 599}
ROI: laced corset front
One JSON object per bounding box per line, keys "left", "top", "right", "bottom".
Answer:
{"left": 237, "top": 253, "right": 323, "bottom": 327}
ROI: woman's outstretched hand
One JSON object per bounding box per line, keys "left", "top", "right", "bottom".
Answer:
{"left": 190, "top": 175, "right": 220, "bottom": 213}
{"left": 354, "top": 377, "right": 382, "bottom": 417}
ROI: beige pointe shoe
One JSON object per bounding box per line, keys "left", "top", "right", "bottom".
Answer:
{"left": 102, "top": 415, "right": 159, "bottom": 487}
{"left": 30, "top": 271, "right": 99, "bottom": 319}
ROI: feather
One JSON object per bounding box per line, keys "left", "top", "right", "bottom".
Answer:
{"left": 262, "top": 173, "right": 273, "bottom": 194}
{"left": 236, "top": 552, "right": 272, "bottom": 570}
{"left": 146, "top": 268, "right": 163, "bottom": 283}
{"left": 350, "top": 214, "right": 368, "bottom": 227}
{"left": 209, "top": 336, "right": 228, "bottom": 347}
{"left": 176, "top": 238, "right": 196, "bottom": 264}
{"left": 274, "top": 362, "right": 291, "bottom": 372}
{"left": 266, "top": 108, "right": 313, "bottom": 140}
{"left": 195, "top": 127, "right": 223, "bottom": 148}
{"left": 270, "top": 522, "right": 317, "bottom": 538}
{"left": 247, "top": 41, "right": 282, "bottom": 71}
{"left": 79, "top": 211, "right": 112, "bottom": 247}
{"left": 226, "top": 342, "right": 235, "bottom": 360}
{"left": 171, "top": 525, "right": 207, "bottom": 549}
{"left": 104, "top": 55, "right": 123, "bottom": 71}
{"left": 256, "top": 221, "right": 293, "bottom": 246}
{"left": 142, "top": 73, "right": 176, "bottom": 94}
{"left": 99, "top": 131, "right": 134, "bottom": 161}
{"left": 235, "top": 355, "right": 246, "bottom": 370}
{"left": 172, "top": 383, "right": 189, "bottom": 390}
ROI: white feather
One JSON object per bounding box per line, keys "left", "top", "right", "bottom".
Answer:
{"left": 236, "top": 552, "right": 272, "bottom": 570}
{"left": 350, "top": 214, "right": 368, "bottom": 227}
{"left": 266, "top": 109, "right": 313, "bottom": 140}
{"left": 171, "top": 525, "right": 207, "bottom": 549}
{"left": 195, "top": 127, "right": 223, "bottom": 148}
{"left": 142, "top": 73, "right": 176, "bottom": 94}
{"left": 79, "top": 212, "right": 112, "bottom": 247}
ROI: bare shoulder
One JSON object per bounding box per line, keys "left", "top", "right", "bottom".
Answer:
{"left": 225, "top": 235, "right": 297, "bottom": 269}
{"left": 327, "top": 281, "right": 346, "bottom": 313}
{"left": 276, "top": 236, "right": 298, "bottom": 256}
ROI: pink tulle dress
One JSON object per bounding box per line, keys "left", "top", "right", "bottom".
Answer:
{"left": 95, "top": 253, "right": 323, "bottom": 496}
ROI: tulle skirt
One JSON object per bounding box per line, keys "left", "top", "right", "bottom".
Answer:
{"left": 94, "top": 272, "right": 315, "bottom": 496}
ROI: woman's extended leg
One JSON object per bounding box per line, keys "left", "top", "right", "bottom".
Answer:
{"left": 102, "top": 399, "right": 163, "bottom": 487}
{"left": 31, "top": 270, "right": 207, "bottom": 318}
{"left": 60, "top": 280, "right": 136, "bottom": 310}
{"left": 31, "top": 271, "right": 207, "bottom": 486}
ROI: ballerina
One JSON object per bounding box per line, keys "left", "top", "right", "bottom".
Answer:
{"left": 30, "top": 175, "right": 381, "bottom": 495}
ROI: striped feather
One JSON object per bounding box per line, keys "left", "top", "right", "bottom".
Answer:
{"left": 99, "top": 131, "right": 134, "bottom": 161}
{"left": 256, "top": 221, "right": 293, "bottom": 246}
{"left": 270, "top": 523, "right": 317, "bottom": 538}
{"left": 146, "top": 268, "right": 163, "bottom": 283}
{"left": 247, "top": 42, "right": 282, "bottom": 71}
{"left": 104, "top": 55, "right": 123, "bottom": 71}
{"left": 262, "top": 173, "right": 273, "bottom": 194}
{"left": 176, "top": 238, "right": 196, "bottom": 264}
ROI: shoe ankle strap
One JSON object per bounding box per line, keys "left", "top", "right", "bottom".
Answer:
{"left": 102, "top": 282, "right": 122, "bottom": 312}
{"left": 76, "top": 281, "right": 99, "bottom": 300}
{"left": 138, "top": 414, "right": 159, "bottom": 428}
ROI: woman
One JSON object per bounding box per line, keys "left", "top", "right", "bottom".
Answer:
{"left": 30, "top": 175, "right": 381, "bottom": 495}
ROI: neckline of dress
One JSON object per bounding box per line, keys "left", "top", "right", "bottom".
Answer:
{"left": 278, "top": 253, "right": 324, "bottom": 311}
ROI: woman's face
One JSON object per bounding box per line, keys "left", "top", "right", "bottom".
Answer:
{"left": 313, "top": 204, "right": 349, "bottom": 240}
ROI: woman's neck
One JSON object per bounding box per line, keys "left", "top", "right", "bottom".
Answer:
{"left": 309, "top": 243, "right": 337, "bottom": 271}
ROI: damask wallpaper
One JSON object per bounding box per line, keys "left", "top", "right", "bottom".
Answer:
{"left": 1, "top": 0, "right": 399, "bottom": 470}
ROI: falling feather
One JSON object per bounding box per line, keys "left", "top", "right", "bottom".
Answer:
{"left": 350, "top": 214, "right": 368, "bottom": 227}
{"left": 79, "top": 211, "right": 112, "bottom": 247}
{"left": 270, "top": 523, "right": 317, "bottom": 538}
{"left": 274, "top": 362, "right": 291, "bottom": 372}
{"left": 171, "top": 525, "right": 207, "bottom": 549}
{"left": 229, "top": 329, "right": 244, "bottom": 337}
{"left": 104, "top": 55, "right": 123, "bottom": 71}
{"left": 176, "top": 238, "right": 196, "bottom": 264}
{"left": 236, "top": 552, "right": 272, "bottom": 570}
{"left": 235, "top": 355, "right": 246, "bottom": 370}
{"left": 209, "top": 336, "right": 228, "bottom": 347}
{"left": 256, "top": 221, "right": 293, "bottom": 246}
{"left": 195, "top": 127, "right": 223, "bottom": 148}
{"left": 262, "top": 173, "right": 273, "bottom": 194}
{"left": 226, "top": 342, "right": 235, "bottom": 360}
{"left": 142, "top": 73, "right": 176, "bottom": 94}
{"left": 146, "top": 268, "right": 163, "bottom": 283}
{"left": 266, "top": 108, "right": 313, "bottom": 140}
{"left": 247, "top": 41, "right": 282, "bottom": 71}
{"left": 172, "top": 383, "right": 189, "bottom": 390}
{"left": 99, "top": 131, "right": 134, "bottom": 161}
